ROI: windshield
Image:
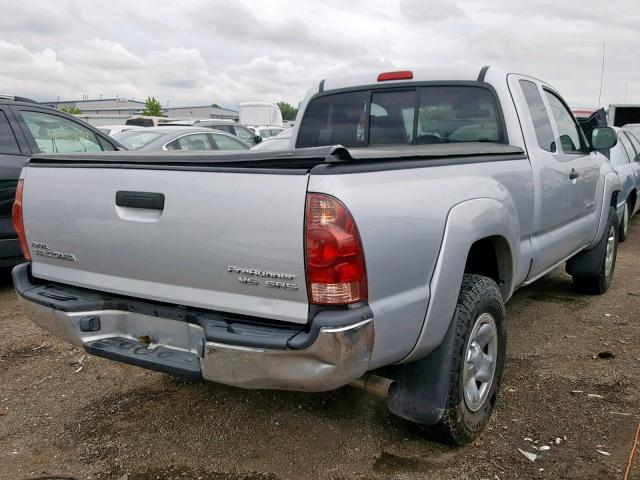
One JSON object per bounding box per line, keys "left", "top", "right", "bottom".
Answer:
{"left": 113, "top": 130, "right": 164, "bottom": 150}
{"left": 296, "top": 85, "right": 505, "bottom": 148}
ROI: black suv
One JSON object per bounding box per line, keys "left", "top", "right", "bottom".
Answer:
{"left": 0, "top": 96, "right": 122, "bottom": 268}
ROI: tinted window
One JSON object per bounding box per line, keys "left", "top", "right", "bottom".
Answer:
{"left": 417, "top": 86, "right": 502, "bottom": 143}
{"left": 370, "top": 90, "right": 415, "bottom": 145}
{"left": 0, "top": 111, "right": 20, "bottom": 154}
{"left": 544, "top": 90, "right": 584, "bottom": 153}
{"left": 21, "top": 111, "right": 102, "bottom": 153}
{"left": 297, "top": 86, "right": 504, "bottom": 148}
{"left": 211, "top": 133, "right": 249, "bottom": 151}
{"left": 297, "top": 91, "right": 368, "bottom": 148}
{"left": 114, "top": 131, "right": 164, "bottom": 150}
{"left": 213, "top": 124, "right": 234, "bottom": 133}
{"left": 519, "top": 80, "right": 556, "bottom": 152}
{"left": 166, "top": 133, "right": 214, "bottom": 151}
{"left": 126, "top": 118, "right": 154, "bottom": 126}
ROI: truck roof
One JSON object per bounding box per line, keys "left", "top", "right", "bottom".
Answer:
{"left": 318, "top": 66, "right": 501, "bottom": 93}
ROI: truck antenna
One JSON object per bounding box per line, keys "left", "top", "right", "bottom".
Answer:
{"left": 597, "top": 42, "right": 606, "bottom": 108}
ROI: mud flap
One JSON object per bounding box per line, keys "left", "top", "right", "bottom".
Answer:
{"left": 384, "top": 316, "right": 457, "bottom": 425}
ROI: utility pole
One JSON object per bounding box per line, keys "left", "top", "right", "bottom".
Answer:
{"left": 597, "top": 42, "right": 606, "bottom": 108}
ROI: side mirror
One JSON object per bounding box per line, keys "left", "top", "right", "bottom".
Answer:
{"left": 592, "top": 127, "right": 617, "bottom": 150}
{"left": 254, "top": 135, "right": 262, "bottom": 144}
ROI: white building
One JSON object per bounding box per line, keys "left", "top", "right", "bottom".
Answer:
{"left": 42, "top": 98, "right": 239, "bottom": 127}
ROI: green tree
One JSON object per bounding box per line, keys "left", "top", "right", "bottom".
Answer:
{"left": 61, "top": 106, "right": 82, "bottom": 115}
{"left": 211, "top": 103, "right": 221, "bottom": 108}
{"left": 142, "top": 96, "right": 164, "bottom": 116}
{"left": 277, "top": 101, "right": 298, "bottom": 121}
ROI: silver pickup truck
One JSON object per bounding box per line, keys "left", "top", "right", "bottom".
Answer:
{"left": 12, "top": 66, "right": 621, "bottom": 445}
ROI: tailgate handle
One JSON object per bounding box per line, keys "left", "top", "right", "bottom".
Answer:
{"left": 116, "top": 191, "right": 165, "bottom": 210}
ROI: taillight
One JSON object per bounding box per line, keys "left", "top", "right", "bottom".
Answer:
{"left": 377, "top": 70, "right": 413, "bottom": 82}
{"left": 305, "top": 193, "right": 367, "bottom": 305}
{"left": 12, "top": 179, "right": 30, "bottom": 261}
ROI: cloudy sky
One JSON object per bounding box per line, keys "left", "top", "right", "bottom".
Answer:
{"left": 1, "top": 0, "right": 638, "bottom": 109}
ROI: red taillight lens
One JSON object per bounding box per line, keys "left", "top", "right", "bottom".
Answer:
{"left": 305, "top": 193, "right": 367, "bottom": 305}
{"left": 12, "top": 179, "right": 30, "bottom": 261}
{"left": 377, "top": 70, "right": 413, "bottom": 82}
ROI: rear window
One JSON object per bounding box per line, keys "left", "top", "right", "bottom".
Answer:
{"left": 125, "top": 118, "right": 154, "bottom": 127}
{"left": 296, "top": 85, "right": 505, "bottom": 148}
{"left": 113, "top": 130, "right": 163, "bottom": 150}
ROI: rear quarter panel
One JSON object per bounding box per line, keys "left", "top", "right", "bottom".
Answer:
{"left": 309, "top": 158, "right": 534, "bottom": 367}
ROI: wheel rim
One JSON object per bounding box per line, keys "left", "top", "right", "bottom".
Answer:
{"left": 604, "top": 224, "right": 616, "bottom": 278}
{"left": 623, "top": 203, "right": 629, "bottom": 236}
{"left": 462, "top": 313, "right": 498, "bottom": 412}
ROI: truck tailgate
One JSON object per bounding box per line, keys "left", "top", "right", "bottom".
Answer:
{"left": 22, "top": 166, "right": 310, "bottom": 324}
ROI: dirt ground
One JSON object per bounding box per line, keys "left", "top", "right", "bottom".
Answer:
{"left": 1, "top": 224, "right": 639, "bottom": 480}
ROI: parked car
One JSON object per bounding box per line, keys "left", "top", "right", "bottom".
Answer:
{"left": 113, "top": 126, "right": 251, "bottom": 151}
{"left": 0, "top": 95, "right": 121, "bottom": 268}
{"left": 623, "top": 123, "right": 640, "bottom": 139}
{"left": 164, "top": 119, "right": 261, "bottom": 146}
{"left": 250, "top": 125, "right": 285, "bottom": 139}
{"left": 12, "top": 67, "right": 621, "bottom": 446}
{"left": 98, "top": 125, "right": 143, "bottom": 137}
{"left": 124, "top": 116, "right": 180, "bottom": 127}
{"left": 251, "top": 129, "right": 291, "bottom": 151}
{"left": 606, "top": 127, "right": 640, "bottom": 241}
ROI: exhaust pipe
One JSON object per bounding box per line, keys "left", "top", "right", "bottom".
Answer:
{"left": 349, "top": 374, "right": 396, "bottom": 399}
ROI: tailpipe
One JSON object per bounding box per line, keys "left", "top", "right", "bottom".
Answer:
{"left": 349, "top": 374, "right": 396, "bottom": 399}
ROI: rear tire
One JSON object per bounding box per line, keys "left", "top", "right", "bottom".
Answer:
{"left": 571, "top": 206, "right": 618, "bottom": 294}
{"left": 419, "top": 274, "right": 506, "bottom": 445}
{"left": 619, "top": 201, "right": 629, "bottom": 243}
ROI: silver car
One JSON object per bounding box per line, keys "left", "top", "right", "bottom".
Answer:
{"left": 113, "top": 126, "right": 251, "bottom": 151}
{"left": 609, "top": 127, "right": 640, "bottom": 241}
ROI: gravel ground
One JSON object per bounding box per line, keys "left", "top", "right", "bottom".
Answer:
{"left": 1, "top": 221, "right": 639, "bottom": 480}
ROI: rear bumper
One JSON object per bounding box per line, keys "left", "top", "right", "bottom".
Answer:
{"left": 13, "top": 263, "right": 374, "bottom": 392}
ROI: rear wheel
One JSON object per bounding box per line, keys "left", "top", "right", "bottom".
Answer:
{"left": 571, "top": 207, "right": 618, "bottom": 294}
{"left": 419, "top": 274, "right": 506, "bottom": 445}
{"left": 619, "top": 201, "right": 629, "bottom": 242}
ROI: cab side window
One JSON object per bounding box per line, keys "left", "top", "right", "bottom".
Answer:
{"left": 543, "top": 91, "right": 585, "bottom": 154}
{"left": 20, "top": 111, "right": 102, "bottom": 153}
{"left": 519, "top": 80, "right": 555, "bottom": 152}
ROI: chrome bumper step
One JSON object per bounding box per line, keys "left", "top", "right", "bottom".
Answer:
{"left": 85, "top": 336, "right": 202, "bottom": 380}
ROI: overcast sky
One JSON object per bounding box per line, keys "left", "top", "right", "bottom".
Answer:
{"left": 1, "top": 0, "right": 638, "bottom": 109}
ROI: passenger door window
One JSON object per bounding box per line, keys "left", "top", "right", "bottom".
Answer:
{"left": 519, "top": 80, "right": 556, "bottom": 152}
{"left": 166, "top": 133, "right": 214, "bottom": 151}
{"left": 543, "top": 91, "right": 585, "bottom": 154}
{"left": 0, "top": 111, "right": 20, "bottom": 154}
{"left": 211, "top": 133, "right": 249, "bottom": 150}
{"left": 20, "top": 111, "right": 103, "bottom": 153}
{"left": 626, "top": 132, "right": 640, "bottom": 161}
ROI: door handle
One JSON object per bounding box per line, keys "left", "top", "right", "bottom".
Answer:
{"left": 569, "top": 168, "right": 579, "bottom": 180}
{"left": 116, "top": 191, "right": 165, "bottom": 210}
